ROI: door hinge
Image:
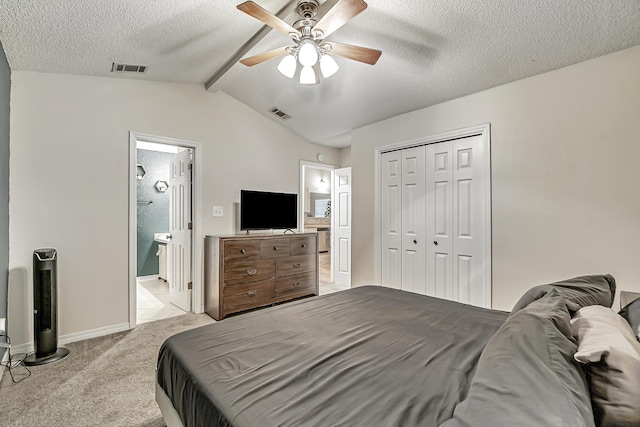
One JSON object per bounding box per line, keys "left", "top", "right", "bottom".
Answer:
{"left": 188, "top": 282, "right": 193, "bottom": 290}
{"left": 188, "top": 222, "right": 193, "bottom": 230}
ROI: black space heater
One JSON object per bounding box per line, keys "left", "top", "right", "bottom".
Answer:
{"left": 24, "top": 248, "right": 70, "bottom": 366}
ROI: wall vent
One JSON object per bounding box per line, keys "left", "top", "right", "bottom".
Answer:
{"left": 268, "top": 107, "right": 292, "bottom": 121}
{"left": 111, "top": 63, "right": 148, "bottom": 73}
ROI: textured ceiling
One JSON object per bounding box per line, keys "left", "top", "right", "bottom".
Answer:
{"left": 1, "top": 0, "right": 639, "bottom": 147}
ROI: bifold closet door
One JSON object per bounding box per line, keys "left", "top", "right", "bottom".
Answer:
{"left": 400, "top": 146, "right": 426, "bottom": 295}
{"left": 381, "top": 134, "right": 489, "bottom": 307}
{"left": 381, "top": 147, "right": 427, "bottom": 293}
{"left": 381, "top": 150, "right": 402, "bottom": 289}
{"left": 426, "top": 136, "right": 487, "bottom": 306}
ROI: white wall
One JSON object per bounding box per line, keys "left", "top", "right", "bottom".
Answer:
{"left": 338, "top": 146, "right": 351, "bottom": 168}
{"left": 0, "top": 42, "right": 9, "bottom": 322}
{"left": 8, "top": 72, "right": 339, "bottom": 346}
{"left": 351, "top": 45, "right": 640, "bottom": 311}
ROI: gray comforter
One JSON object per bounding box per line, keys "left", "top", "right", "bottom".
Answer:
{"left": 157, "top": 275, "right": 616, "bottom": 427}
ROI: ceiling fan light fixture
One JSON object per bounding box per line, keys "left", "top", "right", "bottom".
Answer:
{"left": 300, "top": 65, "right": 316, "bottom": 84}
{"left": 298, "top": 40, "right": 319, "bottom": 67}
{"left": 320, "top": 54, "right": 339, "bottom": 78}
{"left": 277, "top": 54, "right": 297, "bottom": 78}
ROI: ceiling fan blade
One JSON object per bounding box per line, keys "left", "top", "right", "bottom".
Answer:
{"left": 313, "top": 0, "right": 368, "bottom": 38}
{"left": 237, "top": 1, "right": 301, "bottom": 37}
{"left": 239, "top": 46, "right": 289, "bottom": 66}
{"left": 326, "top": 41, "right": 381, "bottom": 65}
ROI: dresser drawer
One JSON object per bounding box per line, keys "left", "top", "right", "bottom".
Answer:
{"left": 224, "top": 260, "right": 275, "bottom": 285}
{"left": 276, "top": 255, "right": 316, "bottom": 276}
{"left": 223, "top": 240, "right": 260, "bottom": 263}
{"left": 276, "top": 271, "right": 316, "bottom": 297}
{"left": 223, "top": 279, "right": 275, "bottom": 311}
{"left": 290, "top": 235, "right": 317, "bottom": 256}
{"left": 260, "top": 238, "right": 291, "bottom": 259}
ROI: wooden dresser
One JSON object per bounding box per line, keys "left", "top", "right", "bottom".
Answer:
{"left": 204, "top": 233, "right": 319, "bottom": 320}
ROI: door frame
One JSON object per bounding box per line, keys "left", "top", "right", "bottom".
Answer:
{"left": 299, "top": 160, "right": 336, "bottom": 282}
{"left": 373, "top": 123, "right": 492, "bottom": 307}
{"left": 128, "top": 131, "right": 203, "bottom": 329}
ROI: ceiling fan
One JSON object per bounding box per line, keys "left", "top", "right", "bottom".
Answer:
{"left": 237, "top": 0, "right": 382, "bottom": 85}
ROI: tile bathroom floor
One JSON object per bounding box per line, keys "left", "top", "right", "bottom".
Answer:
{"left": 137, "top": 278, "right": 188, "bottom": 324}
{"left": 318, "top": 252, "right": 350, "bottom": 295}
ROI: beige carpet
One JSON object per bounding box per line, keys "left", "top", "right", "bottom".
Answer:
{"left": 0, "top": 314, "right": 214, "bottom": 427}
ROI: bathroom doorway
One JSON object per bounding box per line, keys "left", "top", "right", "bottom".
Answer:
{"left": 128, "top": 132, "right": 203, "bottom": 328}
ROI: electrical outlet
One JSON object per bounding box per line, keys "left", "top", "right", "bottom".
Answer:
{"left": 212, "top": 206, "right": 224, "bottom": 217}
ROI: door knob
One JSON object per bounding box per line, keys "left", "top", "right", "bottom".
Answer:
{"left": 413, "top": 239, "right": 417, "bottom": 244}
{"left": 433, "top": 241, "right": 438, "bottom": 246}
{"left": 166, "top": 234, "right": 172, "bottom": 240}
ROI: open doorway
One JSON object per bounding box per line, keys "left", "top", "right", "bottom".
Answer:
{"left": 128, "top": 132, "right": 203, "bottom": 328}
{"left": 299, "top": 161, "right": 351, "bottom": 294}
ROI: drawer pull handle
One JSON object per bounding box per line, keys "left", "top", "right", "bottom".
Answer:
{"left": 293, "top": 263, "right": 301, "bottom": 268}
{"left": 247, "top": 290, "right": 257, "bottom": 297}
{"left": 273, "top": 246, "right": 279, "bottom": 250}
{"left": 240, "top": 249, "right": 246, "bottom": 254}
{"left": 293, "top": 282, "right": 302, "bottom": 287}
{"left": 247, "top": 268, "right": 257, "bottom": 276}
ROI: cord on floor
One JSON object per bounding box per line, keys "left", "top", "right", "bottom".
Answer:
{"left": 0, "top": 333, "right": 32, "bottom": 384}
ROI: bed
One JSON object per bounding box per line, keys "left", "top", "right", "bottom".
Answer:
{"left": 156, "top": 274, "right": 638, "bottom": 427}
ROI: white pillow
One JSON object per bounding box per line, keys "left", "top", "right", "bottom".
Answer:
{"left": 571, "top": 305, "right": 640, "bottom": 426}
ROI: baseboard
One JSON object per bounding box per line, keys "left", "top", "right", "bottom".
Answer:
{"left": 137, "top": 275, "right": 160, "bottom": 282}
{"left": 11, "top": 322, "right": 130, "bottom": 355}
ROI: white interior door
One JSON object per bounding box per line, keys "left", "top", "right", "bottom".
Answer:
{"left": 381, "top": 151, "right": 402, "bottom": 289}
{"left": 333, "top": 167, "right": 352, "bottom": 287}
{"left": 380, "top": 131, "right": 490, "bottom": 308}
{"left": 426, "top": 142, "right": 454, "bottom": 300}
{"left": 451, "top": 136, "right": 487, "bottom": 306}
{"left": 168, "top": 149, "right": 192, "bottom": 311}
{"left": 401, "top": 147, "right": 427, "bottom": 294}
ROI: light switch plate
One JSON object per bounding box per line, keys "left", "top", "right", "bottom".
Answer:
{"left": 212, "top": 206, "right": 224, "bottom": 217}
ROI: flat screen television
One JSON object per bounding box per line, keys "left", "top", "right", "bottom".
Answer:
{"left": 240, "top": 190, "right": 298, "bottom": 231}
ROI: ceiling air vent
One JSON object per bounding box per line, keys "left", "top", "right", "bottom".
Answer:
{"left": 111, "top": 63, "right": 148, "bottom": 73}
{"left": 268, "top": 107, "right": 292, "bottom": 121}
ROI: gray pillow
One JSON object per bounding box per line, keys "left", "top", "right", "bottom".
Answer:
{"left": 572, "top": 305, "right": 640, "bottom": 426}
{"left": 511, "top": 274, "right": 616, "bottom": 315}
{"left": 442, "top": 288, "right": 595, "bottom": 427}
{"left": 618, "top": 298, "right": 640, "bottom": 342}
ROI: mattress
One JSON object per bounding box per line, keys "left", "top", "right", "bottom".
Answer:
{"left": 157, "top": 286, "right": 507, "bottom": 427}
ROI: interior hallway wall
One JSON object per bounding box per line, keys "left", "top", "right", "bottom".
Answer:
{"left": 8, "top": 73, "right": 340, "bottom": 346}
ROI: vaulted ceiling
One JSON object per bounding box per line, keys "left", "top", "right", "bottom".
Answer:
{"left": 1, "top": 0, "right": 639, "bottom": 147}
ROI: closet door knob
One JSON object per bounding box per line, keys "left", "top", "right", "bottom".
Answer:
{"left": 433, "top": 241, "right": 439, "bottom": 246}
{"left": 413, "top": 240, "right": 417, "bottom": 244}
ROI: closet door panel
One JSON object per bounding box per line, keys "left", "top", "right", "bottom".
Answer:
{"left": 401, "top": 146, "right": 426, "bottom": 294}
{"left": 381, "top": 151, "right": 402, "bottom": 289}
{"left": 426, "top": 142, "right": 453, "bottom": 299}
{"left": 452, "top": 136, "right": 487, "bottom": 307}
